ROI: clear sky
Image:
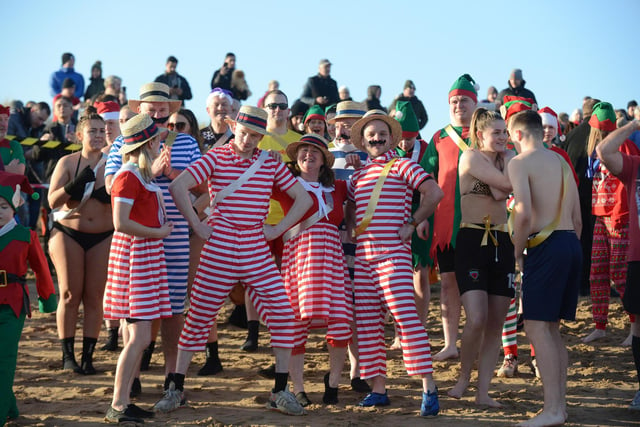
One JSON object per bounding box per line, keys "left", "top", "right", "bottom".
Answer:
{"left": 3, "top": 0, "right": 639, "bottom": 139}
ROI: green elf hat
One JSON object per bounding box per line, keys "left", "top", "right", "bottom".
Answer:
{"left": 449, "top": 74, "right": 478, "bottom": 103}
{"left": 0, "top": 171, "right": 39, "bottom": 211}
{"left": 304, "top": 104, "right": 326, "bottom": 125}
{"left": 394, "top": 101, "right": 419, "bottom": 139}
{"left": 501, "top": 96, "right": 537, "bottom": 123}
{"left": 588, "top": 102, "right": 617, "bottom": 132}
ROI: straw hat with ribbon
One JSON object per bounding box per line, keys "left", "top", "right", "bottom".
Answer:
{"left": 286, "top": 133, "right": 335, "bottom": 168}
{"left": 224, "top": 105, "right": 270, "bottom": 135}
{"left": 351, "top": 109, "right": 402, "bottom": 151}
{"left": 119, "top": 114, "right": 161, "bottom": 155}
{"left": 327, "top": 100, "right": 366, "bottom": 124}
{"left": 129, "top": 82, "right": 182, "bottom": 114}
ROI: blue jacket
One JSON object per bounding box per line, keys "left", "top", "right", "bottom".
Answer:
{"left": 49, "top": 67, "right": 84, "bottom": 98}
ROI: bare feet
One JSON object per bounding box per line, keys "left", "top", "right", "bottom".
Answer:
{"left": 447, "top": 378, "right": 469, "bottom": 399}
{"left": 389, "top": 337, "right": 402, "bottom": 350}
{"left": 581, "top": 329, "right": 606, "bottom": 343}
{"left": 475, "top": 394, "right": 503, "bottom": 408}
{"left": 516, "top": 410, "right": 566, "bottom": 426}
{"left": 433, "top": 346, "right": 459, "bottom": 361}
{"left": 622, "top": 331, "right": 633, "bottom": 347}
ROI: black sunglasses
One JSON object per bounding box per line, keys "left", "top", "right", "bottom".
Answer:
{"left": 167, "top": 122, "right": 187, "bottom": 131}
{"left": 266, "top": 103, "right": 288, "bottom": 111}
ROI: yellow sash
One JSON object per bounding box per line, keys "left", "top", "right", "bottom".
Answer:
{"left": 445, "top": 125, "right": 469, "bottom": 152}
{"left": 353, "top": 158, "right": 398, "bottom": 238}
{"left": 460, "top": 215, "right": 508, "bottom": 246}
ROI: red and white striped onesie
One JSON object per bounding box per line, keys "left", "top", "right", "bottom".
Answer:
{"left": 178, "top": 145, "right": 299, "bottom": 351}
{"left": 348, "top": 150, "right": 434, "bottom": 379}
{"left": 275, "top": 179, "right": 353, "bottom": 353}
{"left": 104, "top": 164, "right": 173, "bottom": 320}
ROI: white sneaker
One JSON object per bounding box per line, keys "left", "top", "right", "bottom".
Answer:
{"left": 152, "top": 381, "right": 185, "bottom": 413}
{"left": 496, "top": 355, "right": 518, "bottom": 378}
{"left": 629, "top": 390, "right": 640, "bottom": 411}
{"left": 266, "top": 386, "right": 306, "bottom": 416}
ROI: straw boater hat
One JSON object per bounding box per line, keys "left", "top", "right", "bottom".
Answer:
{"left": 129, "top": 82, "right": 182, "bottom": 114}
{"left": 286, "top": 133, "right": 335, "bottom": 168}
{"left": 351, "top": 109, "right": 402, "bottom": 151}
{"left": 327, "top": 101, "right": 366, "bottom": 124}
{"left": 225, "top": 105, "right": 270, "bottom": 135}
{"left": 119, "top": 114, "right": 161, "bottom": 155}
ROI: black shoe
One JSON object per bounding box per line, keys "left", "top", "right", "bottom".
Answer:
{"left": 130, "top": 377, "right": 142, "bottom": 398}
{"left": 125, "top": 404, "right": 154, "bottom": 419}
{"left": 351, "top": 377, "right": 372, "bottom": 393}
{"left": 140, "top": 341, "right": 155, "bottom": 371}
{"left": 80, "top": 360, "right": 96, "bottom": 375}
{"left": 63, "top": 358, "right": 84, "bottom": 374}
{"left": 104, "top": 406, "right": 143, "bottom": 424}
{"left": 257, "top": 363, "right": 276, "bottom": 379}
{"left": 295, "top": 391, "right": 312, "bottom": 407}
{"left": 241, "top": 320, "right": 259, "bottom": 351}
{"left": 228, "top": 304, "right": 248, "bottom": 329}
{"left": 323, "top": 372, "right": 339, "bottom": 404}
{"left": 101, "top": 328, "right": 119, "bottom": 351}
{"left": 240, "top": 338, "right": 258, "bottom": 352}
{"left": 197, "top": 358, "right": 223, "bottom": 376}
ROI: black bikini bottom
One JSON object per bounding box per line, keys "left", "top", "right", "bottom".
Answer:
{"left": 52, "top": 222, "right": 114, "bottom": 251}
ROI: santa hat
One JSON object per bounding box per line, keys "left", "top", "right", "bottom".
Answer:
{"left": 502, "top": 96, "right": 537, "bottom": 123}
{"left": 588, "top": 102, "right": 617, "bottom": 132}
{"left": 0, "top": 172, "right": 38, "bottom": 211}
{"left": 538, "top": 106, "right": 562, "bottom": 136}
{"left": 95, "top": 101, "right": 120, "bottom": 121}
{"left": 0, "top": 104, "right": 10, "bottom": 116}
{"left": 303, "top": 105, "right": 325, "bottom": 125}
{"left": 394, "top": 100, "right": 419, "bottom": 139}
{"left": 449, "top": 74, "right": 478, "bottom": 103}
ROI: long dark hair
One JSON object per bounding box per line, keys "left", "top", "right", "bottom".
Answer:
{"left": 286, "top": 160, "right": 335, "bottom": 187}
{"left": 177, "top": 108, "right": 204, "bottom": 153}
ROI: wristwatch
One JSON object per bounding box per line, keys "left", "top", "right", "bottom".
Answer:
{"left": 408, "top": 216, "right": 419, "bottom": 227}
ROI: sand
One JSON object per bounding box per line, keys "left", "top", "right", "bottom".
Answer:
{"left": 7, "top": 281, "right": 640, "bottom": 427}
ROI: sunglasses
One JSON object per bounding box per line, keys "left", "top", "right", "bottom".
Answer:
{"left": 266, "top": 103, "right": 288, "bottom": 111}
{"left": 167, "top": 121, "right": 187, "bottom": 131}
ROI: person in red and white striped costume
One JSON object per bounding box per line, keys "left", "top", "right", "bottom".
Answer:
{"left": 273, "top": 133, "right": 352, "bottom": 407}
{"left": 161, "top": 105, "right": 312, "bottom": 416}
{"left": 346, "top": 110, "right": 443, "bottom": 416}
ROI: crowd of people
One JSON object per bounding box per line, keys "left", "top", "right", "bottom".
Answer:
{"left": 1, "top": 51, "right": 640, "bottom": 426}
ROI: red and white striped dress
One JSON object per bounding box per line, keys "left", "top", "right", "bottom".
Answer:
{"left": 276, "top": 179, "right": 353, "bottom": 346}
{"left": 103, "top": 164, "right": 172, "bottom": 320}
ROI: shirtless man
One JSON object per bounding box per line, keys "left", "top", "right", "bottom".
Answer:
{"left": 508, "top": 110, "right": 582, "bottom": 427}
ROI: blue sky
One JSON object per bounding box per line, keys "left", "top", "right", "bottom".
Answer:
{"left": 3, "top": 1, "right": 639, "bottom": 139}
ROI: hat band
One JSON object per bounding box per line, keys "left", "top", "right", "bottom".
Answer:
{"left": 336, "top": 109, "right": 365, "bottom": 117}
{"left": 449, "top": 89, "right": 477, "bottom": 102}
{"left": 237, "top": 112, "right": 267, "bottom": 130}
{"left": 123, "top": 122, "right": 158, "bottom": 145}
{"left": 140, "top": 90, "right": 170, "bottom": 100}
{"left": 299, "top": 134, "right": 329, "bottom": 150}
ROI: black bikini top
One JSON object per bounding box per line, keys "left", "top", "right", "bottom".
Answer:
{"left": 91, "top": 186, "right": 111, "bottom": 204}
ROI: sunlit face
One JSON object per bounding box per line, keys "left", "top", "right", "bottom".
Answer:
{"left": 79, "top": 119, "right": 106, "bottom": 151}
{"left": 326, "top": 113, "right": 336, "bottom": 140}
{"left": 145, "top": 135, "right": 162, "bottom": 158}
{"left": 264, "top": 93, "right": 289, "bottom": 125}
{"left": 0, "top": 197, "right": 14, "bottom": 227}
{"left": 306, "top": 119, "right": 325, "bottom": 135}
{"left": 165, "top": 61, "right": 177, "bottom": 74}
{"left": 119, "top": 108, "right": 135, "bottom": 125}
{"left": 168, "top": 112, "right": 191, "bottom": 134}
{"left": 478, "top": 120, "right": 508, "bottom": 152}
{"left": 398, "top": 136, "right": 416, "bottom": 153}
{"left": 291, "top": 115, "right": 304, "bottom": 132}
{"left": 334, "top": 117, "right": 358, "bottom": 144}
{"left": 225, "top": 55, "right": 236, "bottom": 69}
{"left": 0, "top": 114, "right": 8, "bottom": 139}
{"left": 232, "top": 124, "right": 263, "bottom": 157}
{"left": 449, "top": 95, "right": 476, "bottom": 126}
{"left": 207, "top": 96, "right": 231, "bottom": 122}
{"left": 104, "top": 119, "right": 120, "bottom": 145}
{"left": 487, "top": 88, "right": 498, "bottom": 103}
{"left": 55, "top": 99, "right": 73, "bottom": 121}
{"left": 542, "top": 125, "right": 557, "bottom": 144}
{"left": 319, "top": 63, "right": 331, "bottom": 77}
{"left": 362, "top": 120, "right": 394, "bottom": 158}
{"left": 30, "top": 108, "right": 49, "bottom": 128}
{"left": 296, "top": 145, "right": 324, "bottom": 176}
{"left": 403, "top": 87, "right": 415, "bottom": 97}
{"left": 139, "top": 102, "right": 170, "bottom": 119}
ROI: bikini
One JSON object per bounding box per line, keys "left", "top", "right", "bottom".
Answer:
{"left": 52, "top": 155, "right": 114, "bottom": 251}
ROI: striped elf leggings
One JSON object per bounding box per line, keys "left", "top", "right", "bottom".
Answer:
{"left": 354, "top": 254, "right": 433, "bottom": 379}
{"left": 589, "top": 216, "right": 634, "bottom": 329}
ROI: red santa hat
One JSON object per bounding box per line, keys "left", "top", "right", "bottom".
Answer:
{"left": 0, "top": 104, "right": 10, "bottom": 116}
{"left": 95, "top": 101, "right": 121, "bottom": 121}
{"left": 538, "top": 106, "right": 562, "bottom": 136}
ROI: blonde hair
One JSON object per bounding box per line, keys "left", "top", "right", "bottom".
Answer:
{"left": 586, "top": 127, "right": 608, "bottom": 157}
{"left": 469, "top": 107, "right": 504, "bottom": 149}
{"left": 122, "top": 140, "right": 156, "bottom": 183}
